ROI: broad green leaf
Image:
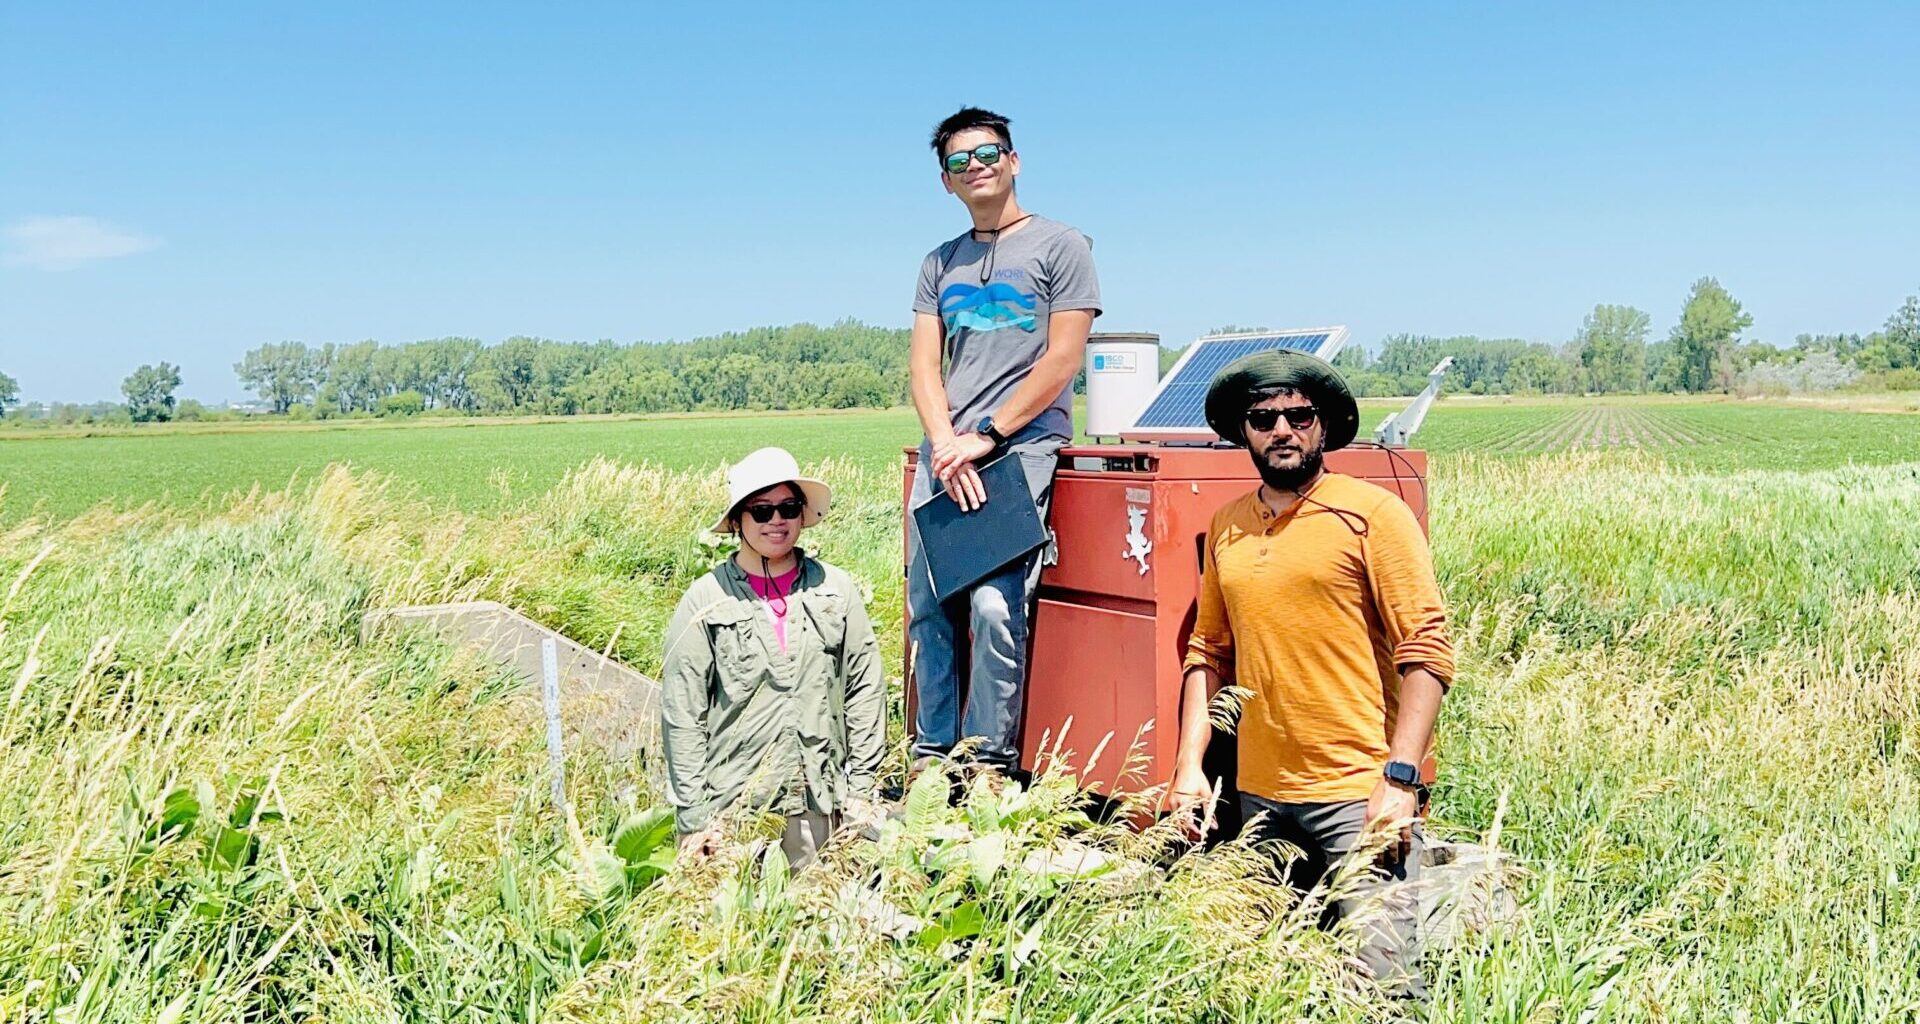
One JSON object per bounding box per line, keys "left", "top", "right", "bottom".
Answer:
{"left": 578, "top": 925, "right": 607, "bottom": 966}
{"left": 940, "top": 900, "right": 984, "bottom": 942}
{"left": 210, "top": 825, "right": 252, "bottom": 874}
{"left": 904, "top": 764, "right": 949, "bottom": 833}
{"left": 759, "top": 841, "right": 790, "bottom": 902}
{"left": 155, "top": 787, "right": 199, "bottom": 842}
{"left": 611, "top": 808, "right": 675, "bottom": 865}
{"left": 625, "top": 863, "right": 669, "bottom": 890}
{"left": 969, "top": 833, "right": 1008, "bottom": 888}
{"left": 229, "top": 778, "right": 270, "bottom": 828}
{"left": 582, "top": 844, "right": 625, "bottom": 902}
{"left": 194, "top": 780, "right": 217, "bottom": 824}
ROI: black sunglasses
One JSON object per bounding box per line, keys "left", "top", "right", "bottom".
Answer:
{"left": 943, "top": 143, "right": 1006, "bottom": 175}
{"left": 743, "top": 498, "right": 806, "bottom": 524}
{"left": 1245, "top": 406, "right": 1320, "bottom": 433}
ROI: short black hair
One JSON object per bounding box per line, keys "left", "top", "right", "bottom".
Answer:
{"left": 930, "top": 107, "right": 1013, "bottom": 165}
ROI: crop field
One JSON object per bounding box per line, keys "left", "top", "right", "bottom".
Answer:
{"left": 0, "top": 409, "right": 925, "bottom": 525}
{"left": 1421, "top": 397, "right": 1920, "bottom": 469}
{"left": 5, "top": 396, "right": 1920, "bottom": 523}
{"left": 2, "top": 395, "right": 1919, "bottom": 1021}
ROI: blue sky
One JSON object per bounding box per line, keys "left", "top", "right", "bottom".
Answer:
{"left": 2, "top": 2, "right": 1915, "bottom": 403}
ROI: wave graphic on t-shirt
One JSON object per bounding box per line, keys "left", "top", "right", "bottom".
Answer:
{"left": 939, "top": 282, "right": 1038, "bottom": 334}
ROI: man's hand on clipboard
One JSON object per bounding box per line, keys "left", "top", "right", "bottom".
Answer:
{"left": 932, "top": 432, "right": 996, "bottom": 511}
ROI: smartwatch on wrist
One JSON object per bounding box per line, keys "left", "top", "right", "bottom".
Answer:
{"left": 1383, "top": 760, "right": 1422, "bottom": 789}
{"left": 977, "top": 416, "right": 1008, "bottom": 448}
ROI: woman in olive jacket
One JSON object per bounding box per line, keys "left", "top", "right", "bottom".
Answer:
{"left": 660, "top": 447, "right": 885, "bottom": 868}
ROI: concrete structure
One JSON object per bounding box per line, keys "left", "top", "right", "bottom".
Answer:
{"left": 360, "top": 601, "right": 660, "bottom": 762}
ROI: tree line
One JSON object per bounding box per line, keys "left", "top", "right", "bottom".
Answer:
{"left": 1333, "top": 279, "right": 1920, "bottom": 397}
{"left": 3, "top": 281, "right": 1916, "bottom": 426}
{"left": 211, "top": 280, "right": 1911, "bottom": 419}
{"left": 229, "top": 320, "right": 906, "bottom": 418}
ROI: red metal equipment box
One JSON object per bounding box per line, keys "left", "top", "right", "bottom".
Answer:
{"left": 903, "top": 444, "right": 1430, "bottom": 800}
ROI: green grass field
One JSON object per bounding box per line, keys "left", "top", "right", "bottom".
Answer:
{"left": 2, "top": 395, "right": 1919, "bottom": 1021}
{"left": 5, "top": 396, "right": 1919, "bottom": 523}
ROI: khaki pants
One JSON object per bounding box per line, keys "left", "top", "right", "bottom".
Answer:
{"left": 780, "top": 809, "right": 839, "bottom": 869}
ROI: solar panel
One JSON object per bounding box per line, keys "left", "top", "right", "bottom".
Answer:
{"left": 1121, "top": 326, "right": 1350, "bottom": 440}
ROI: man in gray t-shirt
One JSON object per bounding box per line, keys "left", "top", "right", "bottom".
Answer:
{"left": 907, "top": 107, "right": 1101, "bottom": 775}
{"left": 912, "top": 215, "right": 1100, "bottom": 443}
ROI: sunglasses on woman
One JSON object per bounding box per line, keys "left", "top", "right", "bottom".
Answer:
{"left": 943, "top": 143, "right": 1007, "bottom": 175}
{"left": 1244, "top": 406, "right": 1320, "bottom": 433}
{"left": 743, "top": 498, "right": 807, "bottom": 524}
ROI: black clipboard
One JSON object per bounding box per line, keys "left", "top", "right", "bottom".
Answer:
{"left": 912, "top": 452, "right": 1048, "bottom": 603}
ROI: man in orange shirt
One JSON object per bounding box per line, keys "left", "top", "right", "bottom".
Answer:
{"left": 1168, "top": 350, "right": 1453, "bottom": 1003}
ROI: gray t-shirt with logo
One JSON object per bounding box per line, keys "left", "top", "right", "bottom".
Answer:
{"left": 913, "top": 215, "right": 1101, "bottom": 442}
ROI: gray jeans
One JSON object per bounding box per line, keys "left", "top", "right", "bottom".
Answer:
{"left": 907, "top": 437, "right": 1063, "bottom": 769}
{"left": 1240, "top": 794, "right": 1427, "bottom": 1003}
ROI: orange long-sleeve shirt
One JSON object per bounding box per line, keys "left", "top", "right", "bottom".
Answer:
{"left": 1183, "top": 473, "right": 1454, "bottom": 804}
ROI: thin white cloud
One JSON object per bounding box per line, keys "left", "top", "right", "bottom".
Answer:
{"left": 2, "top": 215, "right": 161, "bottom": 271}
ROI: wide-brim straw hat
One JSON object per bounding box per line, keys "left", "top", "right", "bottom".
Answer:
{"left": 709, "top": 446, "right": 831, "bottom": 534}
{"left": 1203, "top": 350, "right": 1360, "bottom": 451}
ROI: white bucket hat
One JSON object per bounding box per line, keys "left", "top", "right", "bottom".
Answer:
{"left": 710, "top": 447, "right": 831, "bottom": 535}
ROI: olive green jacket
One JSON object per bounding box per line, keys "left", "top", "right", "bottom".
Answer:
{"left": 659, "top": 551, "right": 885, "bottom": 834}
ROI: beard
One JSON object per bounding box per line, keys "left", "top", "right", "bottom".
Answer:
{"left": 1251, "top": 438, "right": 1325, "bottom": 492}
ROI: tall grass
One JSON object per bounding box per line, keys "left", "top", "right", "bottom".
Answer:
{"left": 0, "top": 482, "right": 677, "bottom": 1021}
{"left": 2, "top": 449, "right": 1917, "bottom": 1020}
{"left": 1430, "top": 453, "right": 1920, "bottom": 1020}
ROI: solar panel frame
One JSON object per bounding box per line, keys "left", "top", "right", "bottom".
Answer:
{"left": 1119, "top": 326, "right": 1351, "bottom": 442}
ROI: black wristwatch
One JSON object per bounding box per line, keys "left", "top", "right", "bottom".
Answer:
{"left": 1383, "top": 760, "right": 1423, "bottom": 789}
{"left": 977, "top": 416, "right": 1008, "bottom": 448}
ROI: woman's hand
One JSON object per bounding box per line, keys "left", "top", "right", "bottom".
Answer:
{"left": 678, "top": 828, "right": 721, "bottom": 862}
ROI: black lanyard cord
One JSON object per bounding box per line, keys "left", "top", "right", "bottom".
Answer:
{"left": 972, "top": 213, "right": 1035, "bottom": 284}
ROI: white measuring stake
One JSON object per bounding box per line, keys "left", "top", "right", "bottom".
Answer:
{"left": 541, "top": 637, "right": 567, "bottom": 811}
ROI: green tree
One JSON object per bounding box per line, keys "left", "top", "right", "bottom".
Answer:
{"left": 530, "top": 342, "right": 591, "bottom": 414}
{"left": 427, "top": 337, "right": 484, "bottom": 410}
{"left": 825, "top": 363, "right": 890, "bottom": 408}
{"left": 1668, "top": 277, "right": 1753, "bottom": 393}
{"left": 0, "top": 371, "right": 18, "bottom": 414}
{"left": 1884, "top": 292, "right": 1920, "bottom": 370}
{"left": 234, "top": 342, "right": 320, "bottom": 413}
{"left": 469, "top": 337, "right": 539, "bottom": 413}
{"left": 327, "top": 341, "right": 383, "bottom": 412}
{"left": 378, "top": 390, "right": 426, "bottom": 417}
{"left": 121, "top": 362, "right": 183, "bottom": 422}
{"left": 1375, "top": 335, "right": 1545, "bottom": 394}
{"left": 1206, "top": 324, "right": 1272, "bottom": 336}
{"left": 373, "top": 343, "right": 429, "bottom": 402}
{"left": 1503, "top": 346, "right": 1576, "bottom": 394}
{"left": 1576, "top": 304, "right": 1650, "bottom": 394}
